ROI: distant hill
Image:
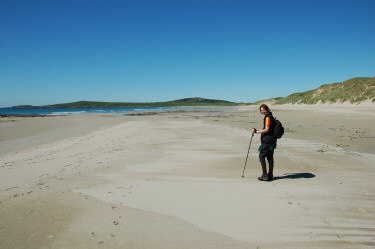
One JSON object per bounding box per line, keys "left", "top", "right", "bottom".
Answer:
{"left": 255, "top": 77, "right": 375, "bottom": 105}
{"left": 12, "top": 97, "right": 240, "bottom": 108}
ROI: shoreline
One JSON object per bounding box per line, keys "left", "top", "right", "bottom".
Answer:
{"left": 1, "top": 103, "right": 374, "bottom": 155}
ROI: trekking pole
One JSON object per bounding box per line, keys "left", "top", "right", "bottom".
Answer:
{"left": 242, "top": 133, "right": 254, "bottom": 178}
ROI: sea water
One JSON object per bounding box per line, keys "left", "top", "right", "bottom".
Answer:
{"left": 0, "top": 106, "right": 217, "bottom": 116}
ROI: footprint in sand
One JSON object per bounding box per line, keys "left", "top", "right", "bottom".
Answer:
{"left": 297, "top": 202, "right": 309, "bottom": 210}
{"left": 320, "top": 216, "right": 331, "bottom": 225}
{"left": 5, "top": 186, "right": 18, "bottom": 191}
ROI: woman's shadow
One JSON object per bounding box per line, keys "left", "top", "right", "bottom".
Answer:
{"left": 273, "top": 173, "right": 315, "bottom": 181}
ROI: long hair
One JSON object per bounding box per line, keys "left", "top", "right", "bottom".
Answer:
{"left": 259, "top": 104, "right": 270, "bottom": 112}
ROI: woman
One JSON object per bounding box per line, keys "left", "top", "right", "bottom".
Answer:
{"left": 252, "top": 104, "right": 277, "bottom": 181}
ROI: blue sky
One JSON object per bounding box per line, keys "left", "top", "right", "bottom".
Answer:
{"left": 1, "top": 0, "right": 374, "bottom": 107}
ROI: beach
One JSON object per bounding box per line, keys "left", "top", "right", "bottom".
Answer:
{"left": 1, "top": 104, "right": 374, "bottom": 249}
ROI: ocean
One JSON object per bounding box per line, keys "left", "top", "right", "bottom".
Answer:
{"left": 0, "top": 106, "right": 217, "bottom": 116}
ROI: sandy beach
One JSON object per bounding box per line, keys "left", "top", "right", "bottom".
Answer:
{"left": 1, "top": 104, "right": 374, "bottom": 249}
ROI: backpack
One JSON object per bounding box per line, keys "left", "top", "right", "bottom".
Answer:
{"left": 273, "top": 118, "right": 284, "bottom": 139}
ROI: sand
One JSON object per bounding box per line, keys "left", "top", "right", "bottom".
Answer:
{"left": 0, "top": 104, "right": 374, "bottom": 249}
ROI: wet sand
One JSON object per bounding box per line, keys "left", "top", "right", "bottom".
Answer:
{"left": 0, "top": 104, "right": 374, "bottom": 248}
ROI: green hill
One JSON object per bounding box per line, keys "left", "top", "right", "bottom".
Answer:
{"left": 40, "top": 97, "right": 239, "bottom": 108}
{"left": 256, "top": 77, "right": 375, "bottom": 105}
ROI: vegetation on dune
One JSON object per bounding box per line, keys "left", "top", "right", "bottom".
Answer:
{"left": 253, "top": 97, "right": 283, "bottom": 106}
{"left": 255, "top": 77, "right": 375, "bottom": 105}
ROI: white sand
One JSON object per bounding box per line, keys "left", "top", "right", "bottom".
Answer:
{"left": 1, "top": 105, "right": 374, "bottom": 248}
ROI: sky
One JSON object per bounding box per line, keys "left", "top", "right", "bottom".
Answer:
{"left": 1, "top": 0, "right": 374, "bottom": 107}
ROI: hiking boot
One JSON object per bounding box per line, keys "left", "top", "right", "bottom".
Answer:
{"left": 267, "top": 174, "right": 274, "bottom": 181}
{"left": 258, "top": 162, "right": 267, "bottom": 181}
{"left": 258, "top": 173, "right": 268, "bottom": 181}
{"left": 268, "top": 163, "right": 274, "bottom": 181}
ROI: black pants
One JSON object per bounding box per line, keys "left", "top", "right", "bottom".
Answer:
{"left": 259, "top": 143, "right": 274, "bottom": 164}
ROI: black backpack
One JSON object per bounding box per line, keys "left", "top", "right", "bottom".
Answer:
{"left": 273, "top": 118, "right": 284, "bottom": 139}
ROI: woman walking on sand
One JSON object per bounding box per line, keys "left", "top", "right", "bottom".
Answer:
{"left": 252, "top": 104, "right": 277, "bottom": 181}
